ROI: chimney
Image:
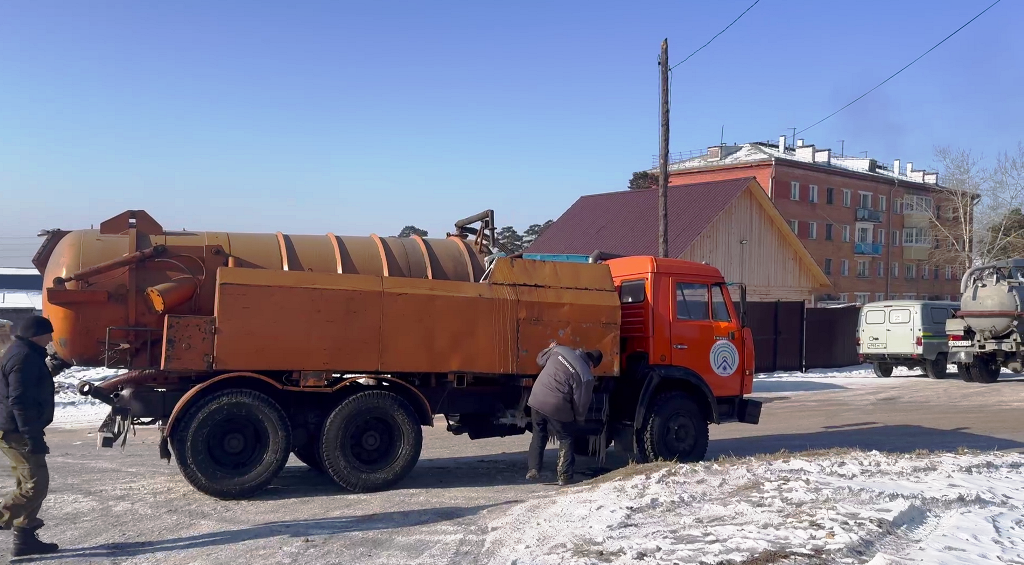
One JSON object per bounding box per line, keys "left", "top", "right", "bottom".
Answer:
{"left": 814, "top": 149, "right": 832, "bottom": 165}
{"left": 893, "top": 159, "right": 901, "bottom": 176}
{"left": 796, "top": 144, "right": 816, "bottom": 162}
{"left": 924, "top": 172, "right": 939, "bottom": 184}
{"left": 707, "top": 146, "right": 721, "bottom": 161}
{"left": 906, "top": 161, "right": 914, "bottom": 175}
{"left": 796, "top": 138, "right": 805, "bottom": 147}
{"left": 778, "top": 135, "right": 786, "bottom": 152}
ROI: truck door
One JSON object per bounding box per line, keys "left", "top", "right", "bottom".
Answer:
{"left": 671, "top": 280, "right": 742, "bottom": 397}
{"left": 886, "top": 307, "right": 915, "bottom": 354}
{"left": 861, "top": 308, "right": 887, "bottom": 352}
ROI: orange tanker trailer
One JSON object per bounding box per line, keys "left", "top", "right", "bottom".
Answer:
{"left": 35, "top": 209, "right": 761, "bottom": 499}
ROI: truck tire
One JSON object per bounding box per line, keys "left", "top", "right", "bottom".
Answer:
{"left": 171, "top": 389, "right": 292, "bottom": 500}
{"left": 872, "top": 363, "right": 894, "bottom": 378}
{"left": 319, "top": 390, "right": 422, "bottom": 492}
{"left": 638, "top": 392, "right": 709, "bottom": 464}
{"left": 925, "top": 353, "right": 948, "bottom": 379}
{"left": 957, "top": 363, "right": 974, "bottom": 382}
{"left": 970, "top": 356, "right": 1001, "bottom": 384}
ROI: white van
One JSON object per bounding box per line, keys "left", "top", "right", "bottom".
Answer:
{"left": 857, "top": 300, "right": 960, "bottom": 378}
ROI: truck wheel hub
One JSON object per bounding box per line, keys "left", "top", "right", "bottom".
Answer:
{"left": 361, "top": 431, "right": 381, "bottom": 450}
{"left": 224, "top": 432, "right": 246, "bottom": 454}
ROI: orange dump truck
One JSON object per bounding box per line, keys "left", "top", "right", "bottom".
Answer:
{"left": 35, "top": 210, "right": 761, "bottom": 499}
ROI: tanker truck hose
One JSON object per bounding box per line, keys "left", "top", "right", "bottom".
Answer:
{"left": 77, "top": 381, "right": 116, "bottom": 406}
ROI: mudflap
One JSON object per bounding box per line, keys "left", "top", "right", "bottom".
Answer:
{"left": 737, "top": 398, "right": 762, "bottom": 425}
{"left": 96, "top": 406, "right": 132, "bottom": 449}
{"left": 158, "top": 429, "right": 171, "bottom": 463}
{"left": 949, "top": 350, "right": 975, "bottom": 363}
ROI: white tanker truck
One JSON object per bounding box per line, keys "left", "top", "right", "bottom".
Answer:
{"left": 945, "top": 259, "right": 1024, "bottom": 383}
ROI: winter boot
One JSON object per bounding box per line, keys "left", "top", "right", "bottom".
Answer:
{"left": 525, "top": 469, "right": 539, "bottom": 480}
{"left": 12, "top": 526, "right": 59, "bottom": 557}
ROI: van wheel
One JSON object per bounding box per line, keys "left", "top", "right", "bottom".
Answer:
{"left": 319, "top": 390, "right": 422, "bottom": 492}
{"left": 638, "top": 392, "right": 709, "bottom": 464}
{"left": 872, "top": 363, "right": 894, "bottom": 378}
{"left": 957, "top": 363, "right": 974, "bottom": 382}
{"left": 171, "top": 389, "right": 292, "bottom": 500}
{"left": 925, "top": 354, "right": 948, "bottom": 379}
{"left": 970, "top": 356, "right": 1001, "bottom": 384}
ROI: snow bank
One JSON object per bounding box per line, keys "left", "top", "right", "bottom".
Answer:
{"left": 52, "top": 366, "right": 122, "bottom": 428}
{"left": 483, "top": 450, "right": 1024, "bottom": 564}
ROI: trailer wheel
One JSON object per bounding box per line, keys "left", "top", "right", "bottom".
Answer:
{"left": 319, "top": 390, "right": 422, "bottom": 492}
{"left": 970, "top": 356, "right": 1001, "bottom": 384}
{"left": 957, "top": 363, "right": 974, "bottom": 382}
{"left": 172, "top": 389, "right": 291, "bottom": 499}
{"left": 872, "top": 363, "right": 894, "bottom": 378}
{"left": 925, "top": 354, "right": 948, "bottom": 379}
{"left": 638, "top": 392, "right": 709, "bottom": 464}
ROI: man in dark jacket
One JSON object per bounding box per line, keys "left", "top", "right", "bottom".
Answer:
{"left": 526, "top": 342, "right": 603, "bottom": 486}
{"left": 0, "top": 315, "right": 59, "bottom": 556}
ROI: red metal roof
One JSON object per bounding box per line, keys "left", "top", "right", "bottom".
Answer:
{"left": 528, "top": 177, "right": 755, "bottom": 257}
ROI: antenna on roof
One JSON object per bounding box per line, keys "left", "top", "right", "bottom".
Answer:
{"left": 720, "top": 125, "right": 724, "bottom": 146}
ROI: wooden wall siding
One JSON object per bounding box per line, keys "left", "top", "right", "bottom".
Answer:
{"left": 680, "top": 189, "right": 822, "bottom": 300}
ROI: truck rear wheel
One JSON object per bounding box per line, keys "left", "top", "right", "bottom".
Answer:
{"left": 171, "top": 389, "right": 292, "bottom": 499}
{"left": 970, "top": 356, "right": 1001, "bottom": 384}
{"left": 292, "top": 444, "right": 323, "bottom": 471}
{"left": 925, "top": 353, "right": 948, "bottom": 379}
{"left": 638, "top": 392, "right": 709, "bottom": 464}
{"left": 872, "top": 363, "right": 894, "bottom": 378}
{"left": 319, "top": 390, "right": 422, "bottom": 492}
{"left": 957, "top": 363, "right": 973, "bottom": 382}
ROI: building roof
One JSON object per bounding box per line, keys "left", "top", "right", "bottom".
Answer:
{"left": 0, "top": 268, "right": 39, "bottom": 276}
{"left": 662, "top": 142, "right": 944, "bottom": 190}
{"left": 0, "top": 291, "right": 42, "bottom": 311}
{"left": 528, "top": 177, "right": 754, "bottom": 257}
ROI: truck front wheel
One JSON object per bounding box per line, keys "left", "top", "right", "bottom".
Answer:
{"left": 638, "top": 392, "right": 709, "bottom": 464}
{"left": 171, "top": 389, "right": 292, "bottom": 499}
{"left": 970, "top": 356, "right": 1001, "bottom": 384}
{"left": 319, "top": 390, "right": 422, "bottom": 492}
{"left": 925, "top": 353, "right": 948, "bottom": 379}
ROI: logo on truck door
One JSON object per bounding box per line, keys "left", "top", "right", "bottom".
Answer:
{"left": 710, "top": 340, "right": 739, "bottom": 376}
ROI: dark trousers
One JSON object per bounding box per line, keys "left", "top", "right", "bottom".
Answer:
{"left": 527, "top": 410, "right": 575, "bottom": 479}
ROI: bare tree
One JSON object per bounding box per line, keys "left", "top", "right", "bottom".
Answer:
{"left": 923, "top": 143, "right": 1024, "bottom": 272}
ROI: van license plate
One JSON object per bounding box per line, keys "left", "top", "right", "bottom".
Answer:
{"left": 866, "top": 343, "right": 886, "bottom": 349}
{"left": 949, "top": 340, "right": 971, "bottom": 347}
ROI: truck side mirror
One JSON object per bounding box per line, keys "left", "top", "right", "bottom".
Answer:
{"left": 740, "top": 285, "right": 748, "bottom": 328}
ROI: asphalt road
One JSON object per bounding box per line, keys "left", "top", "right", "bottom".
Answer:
{"left": 4, "top": 373, "right": 1024, "bottom": 564}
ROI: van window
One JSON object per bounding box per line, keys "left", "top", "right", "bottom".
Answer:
{"left": 676, "top": 283, "right": 710, "bottom": 321}
{"left": 930, "top": 307, "right": 952, "bottom": 324}
{"left": 619, "top": 280, "right": 646, "bottom": 304}
{"left": 865, "top": 310, "right": 885, "bottom": 324}
{"left": 711, "top": 285, "right": 731, "bottom": 322}
{"left": 889, "top": 309, "right": 912, "bottom": 324}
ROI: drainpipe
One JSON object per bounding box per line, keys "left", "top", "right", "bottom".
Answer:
{"left": 886, "top": 178, "right": 898, "bottom": 298}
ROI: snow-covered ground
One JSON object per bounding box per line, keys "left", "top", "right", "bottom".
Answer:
{"left": 483, "top": 450, "right": 1024, "bottom": 565}
{"left": 52, "top": 365, "right": 121, "bottom": 428}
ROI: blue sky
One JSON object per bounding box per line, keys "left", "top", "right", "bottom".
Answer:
{"left": 1, "top": 1, "right": 1020, "bottom": 267}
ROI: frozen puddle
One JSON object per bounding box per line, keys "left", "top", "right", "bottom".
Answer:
{"left": 483, "top": 450, "right": 1024, "bottom": 564}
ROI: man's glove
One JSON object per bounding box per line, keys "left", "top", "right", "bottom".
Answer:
{"left": 25, "top": 435, "right": 49, "bottom": 455}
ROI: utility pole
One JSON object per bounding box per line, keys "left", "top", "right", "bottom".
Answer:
{"left": 837, "top": 140, "right": 845, "bottom": 157}
{"left": 658, "top": 39, "right": 670, "bottom": 258}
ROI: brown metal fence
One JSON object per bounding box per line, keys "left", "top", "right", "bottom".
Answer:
{"left": 741, "top": 301, "right": 859, "bottom": 373}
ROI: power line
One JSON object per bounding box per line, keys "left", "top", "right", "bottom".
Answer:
{"left": 797, "top": 0, "right": 1002, "bottom": 136}
{"left": 669, "top": 0, "right": 761, "bottom": 70}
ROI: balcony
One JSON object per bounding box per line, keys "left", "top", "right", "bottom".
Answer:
{"left": 856, "top": 207, "right": 884, "bottom": 223}
{"left": 855, "top": 242, "right": 883, "bottom": 256}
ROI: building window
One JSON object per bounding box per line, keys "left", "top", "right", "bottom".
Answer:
{"left": 880, "top": 195, "right": 887, "bottom": 211}
{"left": 905, "top": 263, "right": 916, "bottom": 279}
{"left": 840, "top": 293, "right": 849, "bottom": 303}
{"left": 859, "top": 192, "right": 872, "bottom": 209}
{"left": 857, "top": 226, "right": 871, "bottom": 243}
{"left": 857, "top": 260, "right": 869, "bottom": 277}
{"left": 825, "top": 223, "right": 834, "bottom": 241}
{"left": 842, "top": 225, "right": 850, "bottom": 242}
{"left": 895, "top": 198, "right": 903, "bottom": 214}
{"left": 933, "top": 267, "right": 940, "bottom": 280}
{"left": 875, "top": 293, "right": 885, "bottom": 302}
{"left": 944, "top": 294, "right": 952, "bottom": 301}
{"left": 789, "top": 220, "right": 798, "bottom": 234}
{"left": 903, "top": 227, "right": 931, "bottom": 246}
{"left": 892, "top": 262, "right": 899, "bottom": 279}
{"left": 841, "top": 259, "right": 849, "bottom": 276}
{"left": 923, "top": 267, "right": 929, "bottom": 280}
{"left": 856, "top": 293, "right": 870, "bottom": 305}
{"left": 808, "top": 222, "right": 817, "bottom": 239}
{"left": 904, "top": 195, "right": 934, "bottom": 214}
{"left": 877, "top": 261, "right": 884, "bottom": 277}
{"left": 790, "top": 182, "right": 800, "bottom": 200}
{"left": 824, "top": 258, "right": 833, "bottom": 276}
{"left": 889, "top": 293, "right": 898, "bottom": 300}
{"left": 904, "top": 293, "right": 916, "bottom": 300}
{"left": 946, "top": 266, "right": 953, "bottom": 280}
{"left": 893, "top": 230, "right": 900, "bottom": 247}
{"left": 809, "top": 185, "right": 818, "bottom": 203}
{"left": 826, "top": 187, "right": 835, "bottom": 205}
{"left": 843, "top": 189, "right": 851, "bottom": 207}
{"left": 878, "top": 229, "right": 886, "bottom": 245}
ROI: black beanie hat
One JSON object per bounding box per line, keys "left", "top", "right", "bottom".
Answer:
{"left": 17, "top": 315, "right": 54, "bottom": 339}
{"left": 585, "top": 349, "right": 603, "bottom": 368}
